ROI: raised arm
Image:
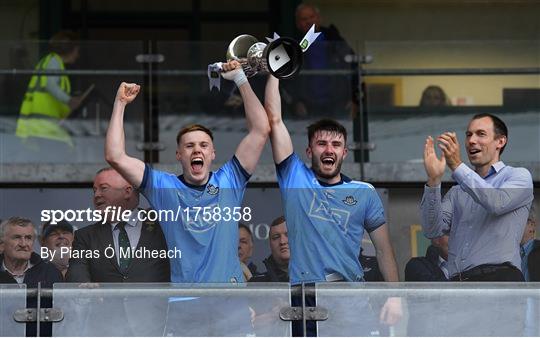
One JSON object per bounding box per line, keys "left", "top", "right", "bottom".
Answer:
{"left": 221, "top": 61, "right": 270, "bottom": 174}
{"left": 420, "top": 136, "right": 452, "bottom": 238}
{"left": 453, "top": 165, "right": 533, "bottom": 215}
{"left": 420, "top": 185, "right": 454, "bottom": 239}
{"left": 264, "top": 75, "right": 293, "bottom": 164}
{"left": 105, "top": 82, "right": 146, "bottom": 187}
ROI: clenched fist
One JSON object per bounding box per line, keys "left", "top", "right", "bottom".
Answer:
{"left": 115, "top": 82, "right": 140, "bottom": 105}
{"left": 221, "top": 60, "right": 242, "bottom": 73}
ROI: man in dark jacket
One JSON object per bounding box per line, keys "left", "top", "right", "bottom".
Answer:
{"left": 284, "top": 3, "right": 359, "bottom": 118}
{"left": 64, "top": 168, "right": 170, "bottom": 336}
{"left": 66, "top": 167, "right": 170, "bottom": 283}
{"left": 250, "top": 216, "right": 289, "bottom": 282}
{"left": 0, "top": 217, "right": 63, "bottom": 336}
{"left": 405, "top": 234, "right": 449, "bottom": 282}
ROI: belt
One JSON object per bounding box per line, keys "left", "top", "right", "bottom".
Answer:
{"left": 325, "top": 272, "right": 345, "bottom": 282}
{"left": 450, "top": 262, "right": 515, "bottom": 281}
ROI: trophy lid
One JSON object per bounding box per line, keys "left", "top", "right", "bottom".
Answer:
{"left": 266, "top": 37, "right": 303, "bottom": 79}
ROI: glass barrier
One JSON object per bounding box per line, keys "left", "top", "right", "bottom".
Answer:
{"left": 0, "top": 284, "right": 26, "bottom": 337}
{"left": 52, "top": 283, "right": 291, "bottom": 337}
{"left": 366, "top": 109, "right": 540, "bottom": 163}
{"left": 363, "top": 40, "right": 540, "bottom": 71}
{"left": 1, "top": 38, "right": 539, "bottom": 178}
{"left": 3, "top": 282, "right": 540, "bottom": 336}
{"left": 316, "top": 282, "right": 540, "bottom": 337}
{"left": 361, "top": 40, "right": 540, "bottom": 164}
{"left": 155, "top": 40, "right": 358, "bottom": 165}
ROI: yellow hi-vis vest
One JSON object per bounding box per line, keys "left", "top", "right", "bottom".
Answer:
{"left": 16, "top": 52, "right": 73, "bottom": 146}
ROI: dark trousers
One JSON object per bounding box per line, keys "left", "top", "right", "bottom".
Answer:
{"left": 291, "top": 284, "right": 317, "bottom": 337}
{"left": 450, "top": 263, "right": 524, "bottom": 282}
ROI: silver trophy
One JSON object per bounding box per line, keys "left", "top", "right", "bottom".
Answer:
{"left": 208, "top": 25, "right": 320, "bottom": 90}
{"left": 226, "top": 34, "right": 303, "bottom": 79}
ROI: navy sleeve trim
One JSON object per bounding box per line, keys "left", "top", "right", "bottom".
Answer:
{"left": 140, "top": 164, "right": 150, "bottom": 189}
{"left": 232, "top": 155, "right": 251, "bottom": 181}
{"left": 276, "top": 153, "right": 295, "bottom": 171}
{"left": 366, "top": 220, "right": 386, "bottom": 233}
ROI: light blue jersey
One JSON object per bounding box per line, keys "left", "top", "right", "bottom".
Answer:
{"left": 277, "top": 153, "right": 385, "bottom": 284}
{"left": 140, "top": 156, "right": 249, "bottom": 283}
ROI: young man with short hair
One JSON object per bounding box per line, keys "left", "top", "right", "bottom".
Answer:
{"left": 264, "top": 76, "right": 402, "bottom": 334}
{"left": 105, "top": 61, "right": 270, "bottom": 284}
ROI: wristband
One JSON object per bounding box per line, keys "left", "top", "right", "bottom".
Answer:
{"left": 231, "top": 68, "right": 248, "bottom": 87}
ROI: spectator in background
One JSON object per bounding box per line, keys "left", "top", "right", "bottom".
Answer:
{"left": 405, "top": 233, "right": 449, "bottom": 281}
{"left": 284, "top": 3, "right": 359, "bottom": 118}
{"left": 250, "top": 216, "right": 289, "bottom": 282}
{"left": 40, "top": 220, "right": 74, "bottom": 279}
{"left": 0, "top": 217, "right": 62, "bottom": 336}
{"left": 238, "top": 223, "right": 259, "bottom": 280}
{"left": 16, "top": 31, "right": 84, "bottom": 149}
{"left": 419, "top": 85, "right": 451, "bottom": 107}
{"left": 0, "top": 222, "right": 8, "bottom": 282}
{"left": 521, "top": 204, "right": 539, "bottom": 282}
{"left": 0, "top": 217, "right": 62, "bottom": 285}
{"left": 521, "top": 205, "right": 540, "bottom": 337}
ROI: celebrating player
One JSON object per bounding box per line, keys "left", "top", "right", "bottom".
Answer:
{"left": 264, "top": 75, "right": 402, "bottom": 330}
{"left": 105, "top": 61, "right": 270, "bottom": 283}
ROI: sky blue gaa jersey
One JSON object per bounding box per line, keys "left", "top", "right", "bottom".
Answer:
{"left": 140, "top": 156, "right": 249, "bottom": 283}
{"left": 277, "top": 153, "right": 386, "bottom": 284}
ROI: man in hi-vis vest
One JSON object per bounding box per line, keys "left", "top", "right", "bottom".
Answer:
{"left": 16, "top": 31, "right": 83, "bottom": 147}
